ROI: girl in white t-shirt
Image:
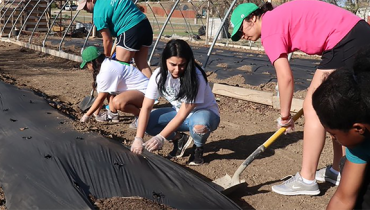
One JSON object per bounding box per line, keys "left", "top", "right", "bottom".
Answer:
{"left": 79, "top": 46, "right": 148, "bottom": 125}
{"left": 130, "top": 39, "right": 220, "bottom": 166}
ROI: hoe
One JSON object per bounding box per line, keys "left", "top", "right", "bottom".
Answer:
{"left": 212, "top": 108, "right": 304, "bottom": 194}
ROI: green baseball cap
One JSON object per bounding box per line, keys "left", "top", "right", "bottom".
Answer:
{"left": 80, "top": 46, "right": 101, "bottom": 68}
{"left": 230, "top": 3, "right": 259, "bottom": 41}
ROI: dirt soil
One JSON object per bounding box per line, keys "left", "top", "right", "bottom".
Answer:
{"left": 91, "top": 196, "right": 176, "bottom": 210}
{"left": 0, "top": 42, "right": 336, "bottom": 210}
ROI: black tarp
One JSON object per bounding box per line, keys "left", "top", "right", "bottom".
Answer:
{"left": 46, "top": 38, "right": 317, "bottom": 91}
{"left": 0, "top": 81, "right": 241, "bottom": 209}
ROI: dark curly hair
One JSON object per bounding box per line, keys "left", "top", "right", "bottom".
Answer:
{"left": 312, "top": 47, "right": 370, "bottom": 131}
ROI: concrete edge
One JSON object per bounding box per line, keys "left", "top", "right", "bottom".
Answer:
{"left": 1, "top": 38, "right": 82, "bottom": 62}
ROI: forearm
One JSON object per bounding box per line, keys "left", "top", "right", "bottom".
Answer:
{"left": 327, "top": 161, "right": 365, "bottom": 210}
{"left": 327, "top": 194, "right": 355, "bottom": 210}
{"left": 102, "top": 38, "right": 112, "bottom": 57}
{"left": 136, "top": 108, "right": 151, "bottom": 138}
{"left": 278, "top": 76, "right": 294, "bottom": 117}
{"left": 86, "top": 93, "right": 106, "bottom": 116}
{"left": 86, "top": 99, "right": 103, "bottom": 116}
{"left": 160, "top": 103, "right": 194, "bottom": 138}
{"left": 159, "top": 115, "right": 186, "bottom": 138}
{"left": 100, "top": 29, "right": 113, "bottom": 57}
{"left": 274, "top": 56, "right": 294, "bottom": 117}
{"left": 135, "top": 98, "right": 154, "bottom": 139}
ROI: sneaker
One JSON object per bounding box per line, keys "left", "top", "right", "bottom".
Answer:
{"left": 272, "top": 172, "right": 320, "bottom": 196}
{"left": 108, "top": 110, "right": 119, "bottom": 123}
{"left": 129, "top": 117, "right": 138, "bottom": 129}
{"left": 168, "top": 133, "right": 192, "bottom": 158}
{"left": 315, "top": 166, "right": 341, "bottom": 186}
{"left": 95, "top": 112, "right": 109, "bottom": 122}
{"left": 95, "top": 110, "right": 119, "bottom": 123}
{"left": 188, "top": 145, "right": 204, "bottom": 166}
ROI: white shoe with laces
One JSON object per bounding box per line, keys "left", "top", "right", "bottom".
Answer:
{"left": 272, "top": 172, "right": 320, "bottom": 196}
{"left": 315, "top": 166, "right": 341, "bottom": 186}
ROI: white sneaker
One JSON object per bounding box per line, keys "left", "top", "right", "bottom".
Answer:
{"left": 315, "top": 166, "right": 341, "bottom": 186}
{"left": 272, "top": 172, "right": 320, "bottom": 196}
{"left": 129, "top": 117, "right": 138, "bottom": 129}
{"left": 95, "top": 112, "right": 109, "bottom": 122}
{"left": 108, "top": 110, "right": 119, "bottom": 123}
{"left": 95, "top": 110, "right": 119, "bottom": 123}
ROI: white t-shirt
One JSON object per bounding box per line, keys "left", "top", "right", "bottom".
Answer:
{"left": 145, "top": 67, "right": 219, "bottom": 116}
{"left": 96, "top": 59, "right": 148, "bottom": 94}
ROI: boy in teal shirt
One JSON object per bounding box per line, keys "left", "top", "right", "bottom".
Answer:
{"left": 312, "top": 47, "right": 370, "bottom": 209}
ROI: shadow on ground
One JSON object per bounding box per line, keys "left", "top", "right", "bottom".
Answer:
{"left": 205, "top": 131, "right": 303, "bottom": 161}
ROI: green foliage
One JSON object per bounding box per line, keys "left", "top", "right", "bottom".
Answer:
{"left": 344, "top": 1, "right": 359, "bottom": 13}
{"left": 50, "top": 2, "right": 57, "bottom": 9}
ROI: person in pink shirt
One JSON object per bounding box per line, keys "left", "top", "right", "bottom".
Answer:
{"left": 230, "top": 0, "right": 370, "bottom": 196}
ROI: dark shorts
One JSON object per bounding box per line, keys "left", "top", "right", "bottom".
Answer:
{"left": 116, "top": 18, "right": 153, "bottom": 51}
{"left": 318, "top": 20, "right": 370, "bottom": 70}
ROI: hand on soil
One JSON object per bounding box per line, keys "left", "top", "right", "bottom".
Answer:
{"left": 131, "top": 137, "right": 144, "bottom": 154}
{"left": 144, "top": 134, "right": 165, "bottom": 152}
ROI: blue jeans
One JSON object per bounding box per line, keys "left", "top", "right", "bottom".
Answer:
{"left": 146, "top": 107, "right": 220, "bottom": 147}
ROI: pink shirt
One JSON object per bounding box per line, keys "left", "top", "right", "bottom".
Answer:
{"left": 261, "top": 0, "right": 360, "bottom": 64}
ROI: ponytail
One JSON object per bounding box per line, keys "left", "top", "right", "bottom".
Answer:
{"left": 91, "top": 54, "right": 106, "bottom": 89}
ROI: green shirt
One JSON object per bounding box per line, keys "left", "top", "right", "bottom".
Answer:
{"left": 93, "top": 0, "right": 146, "bottom": 37}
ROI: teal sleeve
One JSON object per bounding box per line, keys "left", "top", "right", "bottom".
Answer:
{"left": 346, "top": 147, "right": 367, "bottom": 164}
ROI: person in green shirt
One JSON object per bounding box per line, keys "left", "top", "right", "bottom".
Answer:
{"left": 77, "top": 0, "right": 153, "bottom": 78}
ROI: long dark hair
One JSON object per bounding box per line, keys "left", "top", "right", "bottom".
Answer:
{"left": 157, "top": 39, "right": 208, "bottom": 103}
{"left": 90, "top": 54, "right": 106, "bottom": 89}
{"left": 247, "top": 2, "right": 273, "bottom": 20}
{"left": 312, "top": 47, "right": 370, "bottom": 131}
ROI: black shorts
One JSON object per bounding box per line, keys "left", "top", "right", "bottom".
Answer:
{"left": 116, "top": 18, "right": 153, "bottom": 51}
{"left": 318, "top": 20, "right": 370, "bottom": 70}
